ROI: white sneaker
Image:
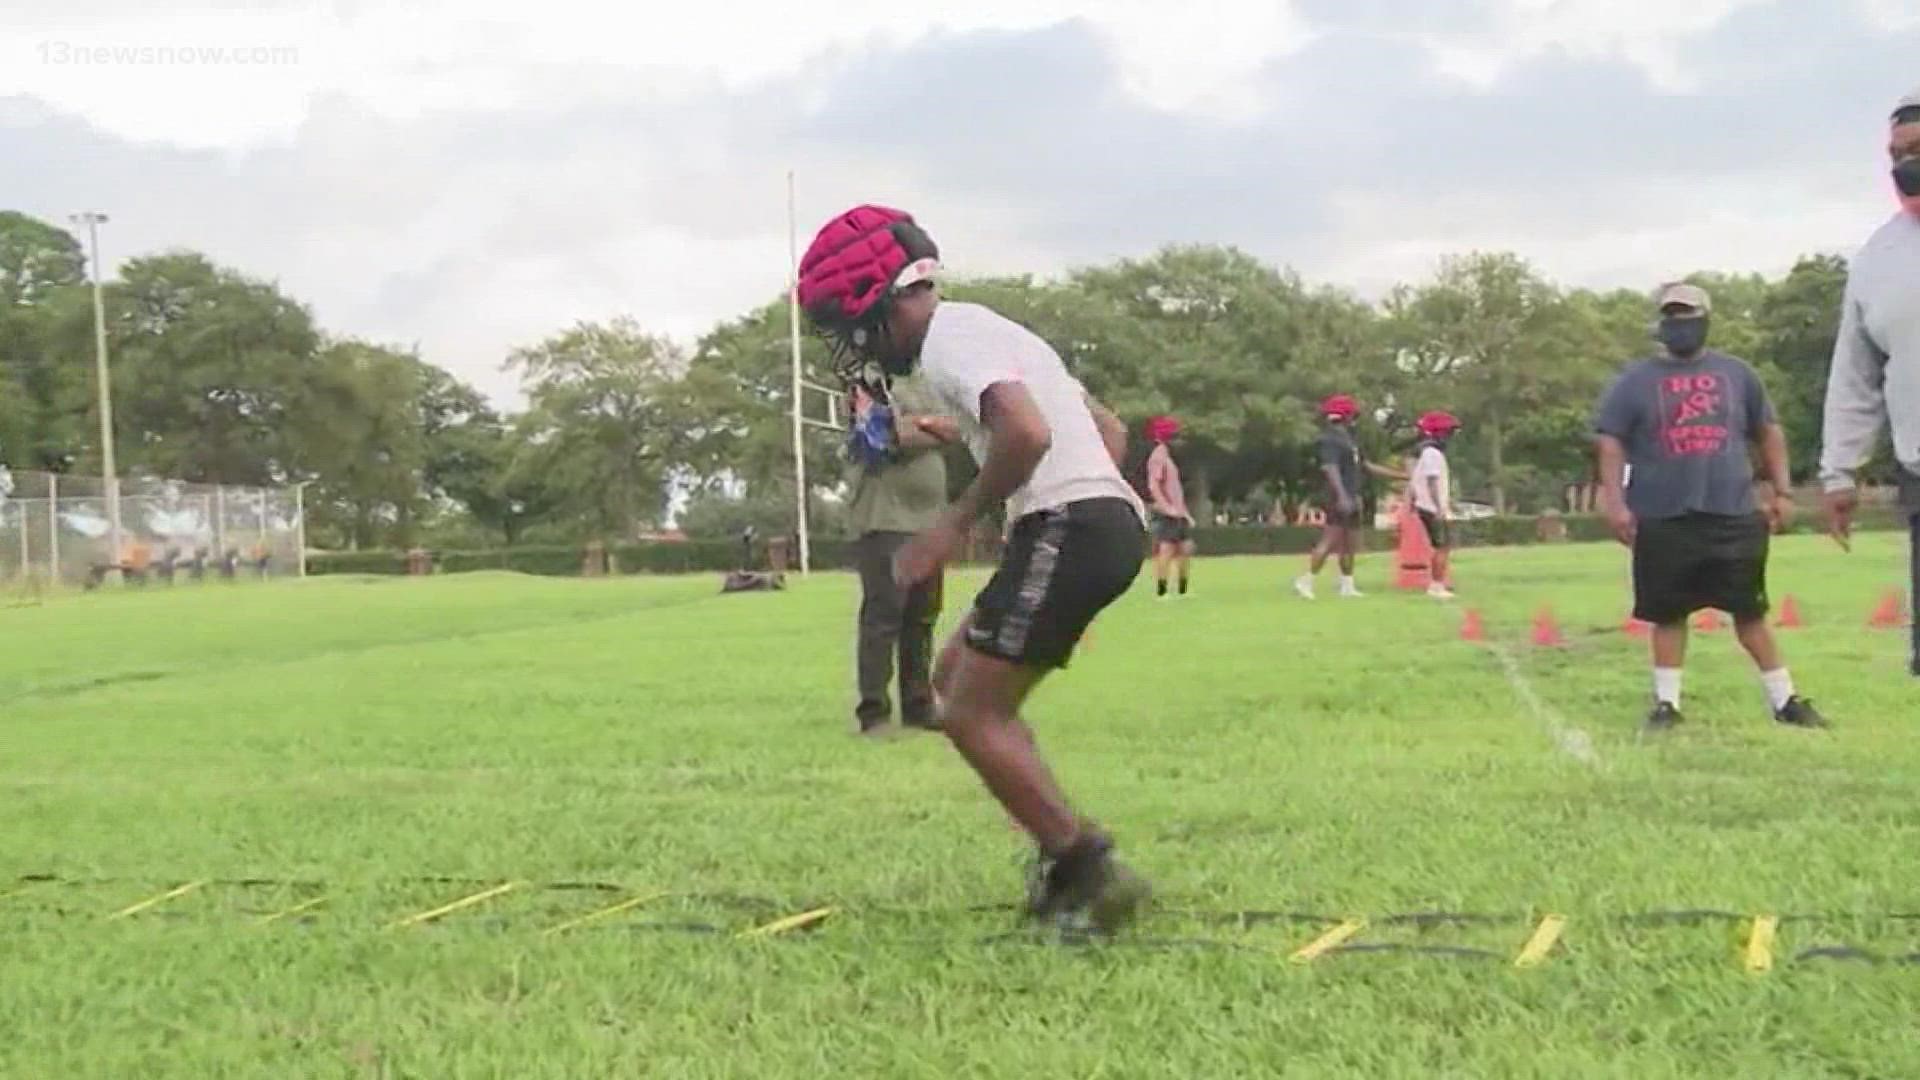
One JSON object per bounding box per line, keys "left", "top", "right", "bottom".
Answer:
{"left": 1427, "top": 583, "right": 1456, "bottom": 600}
{"left": 1338, "top": 581, "right": 1364, "bottom": 599}
{"left": 1293, "top": 575, "right": 1316, "bottom": 600}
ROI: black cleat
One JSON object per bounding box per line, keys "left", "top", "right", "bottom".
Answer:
{"left": 1025, "top": 834, "right": 1152, "bottom": 936}
{"left": 1775, "top": 696, "right": 1829, "bottom": 729}
{"left": 1644, "top": 701, "right": 1684, "bottom": 732}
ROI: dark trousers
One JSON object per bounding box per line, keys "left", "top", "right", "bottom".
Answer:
{"left": 1908, "top": 511, "right": 1919, "bottom": 677}
{"left": 1903, "top": 471, "right": 1920, "bottom": 676}
{"left": 855, "top": 531, "right": 943, "bottom": 726}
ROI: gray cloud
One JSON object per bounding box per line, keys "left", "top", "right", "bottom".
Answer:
{"left": 2, "top": 3, "right": 1914, "bottom": 406}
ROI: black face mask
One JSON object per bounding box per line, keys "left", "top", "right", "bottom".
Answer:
{"left": 1894, "top": 156, "right": 1920, "bottom": 197}
{"left": 1658, "top": 315, "right": 1710, "bottom": 358}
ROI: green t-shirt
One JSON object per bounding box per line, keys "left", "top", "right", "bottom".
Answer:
{"left": 846, "top": 377, "right": 949, "bottom": 536}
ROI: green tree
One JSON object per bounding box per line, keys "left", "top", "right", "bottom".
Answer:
{"left": 0, "top": 213, "right": 92, "bottom": 468}
{"left": 1386, "top": 252, "right": 1602, "bottom": 513}
{"left": 1754, "top": 254, "right": 1848, "bottom": 483}
{"left": 505, "top": 318, "right": 685, "bottom": 540}
{"left": 109, "top": 252, "right": 321, "bottom": 484}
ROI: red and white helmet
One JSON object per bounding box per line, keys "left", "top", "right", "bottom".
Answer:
{"left": 1416, "top": 410, "right": 1462, "bottom": 438}
{"left": 796, "top": 205, "right": 940, "bottom": 376}
{"left": 1320, "top": 394, "right": 1359, "bottom": 422}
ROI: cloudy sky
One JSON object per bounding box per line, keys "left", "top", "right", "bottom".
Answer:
{"left": 3, "top": 0, "right": 1916, "bottom": 405}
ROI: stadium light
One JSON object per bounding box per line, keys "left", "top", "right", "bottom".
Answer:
{"left": 70, "top": 210, "right": 122, "bottom": 584}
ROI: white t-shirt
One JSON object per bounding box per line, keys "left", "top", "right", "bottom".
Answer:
{"left": 917, "top": 301, "right": 1144, "bottom": 523}
{"left": 1411, "top": 444, "right": 1451, "bottom": 515}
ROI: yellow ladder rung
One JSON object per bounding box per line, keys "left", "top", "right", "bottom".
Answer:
{"left": 390, "top": 881, "right": 522, "bottom": 929}
{"left": 1290, "top": 918, "right": 1365, "bottom": 964}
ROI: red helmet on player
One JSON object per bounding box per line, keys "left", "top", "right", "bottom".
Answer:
{"left": 1416, "top": 410, "right": 1462, "bottom": 439}
{"left": 796, "top": 204, "right": 941, "bottom": 380}
{"left": 1320, "top": 394, "right": 1359, "bottom": 423}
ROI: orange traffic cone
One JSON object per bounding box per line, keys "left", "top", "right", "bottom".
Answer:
{"left": 1460, "top": 609, "right": 1486, "bottom": 643}
{"left": 1531, "top": 606, "right": 1565, "bottom": 648}
{"left": 1776, "top": 595, "right": 1804, "bottom": 629}
{"left": 1623, "top": 616, "right": 1652, "bottom": 638}
{"left": 1868, "top": 589, "right": 1909, "bottom": 630}
{"left": 1693, "top": 608, "right": 1724, "bottom": 631}
{"left": 1395, "top": 504, "right": 1433, "bottom": 591}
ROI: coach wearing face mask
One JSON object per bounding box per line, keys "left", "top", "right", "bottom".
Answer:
{"left": 1595, "top": 283, "right": 1824, "bottom": 731}
{"left": 1820, "top": 86, "right": 1920, "bottom": 678}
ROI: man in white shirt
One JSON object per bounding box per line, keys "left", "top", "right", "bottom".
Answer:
{"left": 797, "top": 204, "right": 1151, "bottom": 934}
{"left": 1821, "top": 86, "right": 1920, "bottom": 677}
{"left": 1410, "top": 411, "right": 1460, "bottom": 599}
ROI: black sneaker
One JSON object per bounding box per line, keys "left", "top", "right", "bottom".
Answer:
{"left": 901, "top": 711, "right": 942, "bottom": 733}
{"left": 1025, "top": 834, "right": 1152, "bottom": 936}
{"left": 1775, "top": 696, "right": 1829, "bottom": 729}
{"left": 1644, "top": 702, "right": 1684, "bottom": 732}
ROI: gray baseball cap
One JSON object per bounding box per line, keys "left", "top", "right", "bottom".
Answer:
{"left": 1653, "top": 282, "right": 1711, "bottom": 314}
{"left": 1893, "top": 85, "right": 1920, "bottom": 123}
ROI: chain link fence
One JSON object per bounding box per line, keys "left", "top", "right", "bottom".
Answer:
{"left": 0, "top": 469, "right": 304, "bottom": 590}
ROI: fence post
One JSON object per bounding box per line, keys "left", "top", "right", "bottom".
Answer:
{"left": 16, "top": 503, "right": 27, "bottom": 583}
{"left": 47, "top": 475, "right": 58, "bottom": 584}
{"left": 294, "top": 484, "right": 307, "bottom": 579}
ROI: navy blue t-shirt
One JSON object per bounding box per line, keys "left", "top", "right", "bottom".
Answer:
{"left": 1592, "top": 350, "right": 1776, "bottom": 520}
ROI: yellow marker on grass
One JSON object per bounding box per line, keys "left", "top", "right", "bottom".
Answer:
{"left": 738, "top": 907, "right": 834, "bottom": 939}
{"left": 1514, "top": 914, "right": 1566, "bottom": 969}
{"left": 1744, "top": 915, "right": 1778, "bottom": 974}
{"left": 107, "top": 880, "right": 207, "bottom": 920}
{"left": 1290, "top": 919, "right": 1365, "bottom": 964}
{"left": 543, "top": 891, "right": 667, "bottom": 937}
{"left": 258, "top": 895, "right": 329, "bottom": 925}
{"left": 389, "top": 881, "right": 522, "bottom": 929}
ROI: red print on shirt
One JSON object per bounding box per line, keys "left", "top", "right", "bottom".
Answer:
{"left": 1659, "top": 373, "right": 1729, "bottom": 457}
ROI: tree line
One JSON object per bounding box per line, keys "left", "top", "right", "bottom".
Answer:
{"left": 0, "top": 209, "right": 1869, "bottom": 550}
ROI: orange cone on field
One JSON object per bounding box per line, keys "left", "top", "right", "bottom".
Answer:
{"left": 1868, "top": 589, "right": 1909, "bottom": 630}
{"left": 1776, "top": 595, "right": 1804, "bottom": 629}
{"left": 1623, "top": 614, "right": 1652, "bottom": 638}
{"left": 1693, "top": 608, "right": 1724, "bottom": 631}
{"left": 1460, "top": 608, "right": 1486, "bottom": 643}
{"left": 1531, "top": 606, "right": 1565, "bottom": 648}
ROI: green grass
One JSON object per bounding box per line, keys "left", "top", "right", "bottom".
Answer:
{"left": 1, "top": 534, "right": 1916, "bottom": 1078}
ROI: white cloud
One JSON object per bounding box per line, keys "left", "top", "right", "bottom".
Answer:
{"left": 1, "top": 0, "right": 1913, "bottom": 412}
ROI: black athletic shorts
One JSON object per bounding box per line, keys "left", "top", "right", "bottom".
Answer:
{"left": 1319, "top": 504, "right": 1363, "bottom": 529}
{"left": 967, "top": 497, "right": 1145, "bottom": 670}
{"left": 1150, "top": 512, "right": 1190, "bottom": 546}
{"left": 1631, "top": 511, "right": 1770, "bottom": 626}
{"left": 1417, "top": 509, "right": 1451, "bottom": 549}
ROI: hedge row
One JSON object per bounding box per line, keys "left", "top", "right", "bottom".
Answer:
{"left": 307, "top": 507, "right": 1914, "bottom": 579}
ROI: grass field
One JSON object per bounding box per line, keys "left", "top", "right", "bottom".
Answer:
{"left": 2, "top": 532, "right": 1916, "bottom": 1078}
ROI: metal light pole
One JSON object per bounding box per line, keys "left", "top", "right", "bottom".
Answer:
{"left": 71, "top": 211, "right": 121, "bottom": 584}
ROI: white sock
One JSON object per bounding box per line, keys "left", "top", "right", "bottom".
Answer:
{"left": 1653, "top": 668, "right": 1683, "bottom": 707}
{"left": 1339, "top": 574, "right": 1357, "bottom": 591}
{"left": 1760, "top": 668, "right": 1795, "bottom": 711}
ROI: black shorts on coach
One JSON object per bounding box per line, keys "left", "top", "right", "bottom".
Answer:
{"left": 1150, "top": 512, "right": 1190, "bottom": 546}
{"left": 1631, "top": 511, "right": 1770, "bottom": 626}
{"left": 1417, "top": 509, "right": 1451, "bottom": 550}
{"left": 966, "top": 497, "right": 1145, "bottom": 670}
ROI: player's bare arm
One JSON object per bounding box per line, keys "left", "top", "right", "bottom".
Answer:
{"left": 1595, "top": 433, "right": 1635, "bottom": 545}
{"left": 894, "top": 381, "right": 1049, "bottom": 586}
{"left": 1083, "top": 392, "right": 1127, "bottom": 468}
{"left": 1756, "top": 421, "right": 1794, "bottom": 530}
{"left": 895, "top": 413, "right": 960, "bottom": 450}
